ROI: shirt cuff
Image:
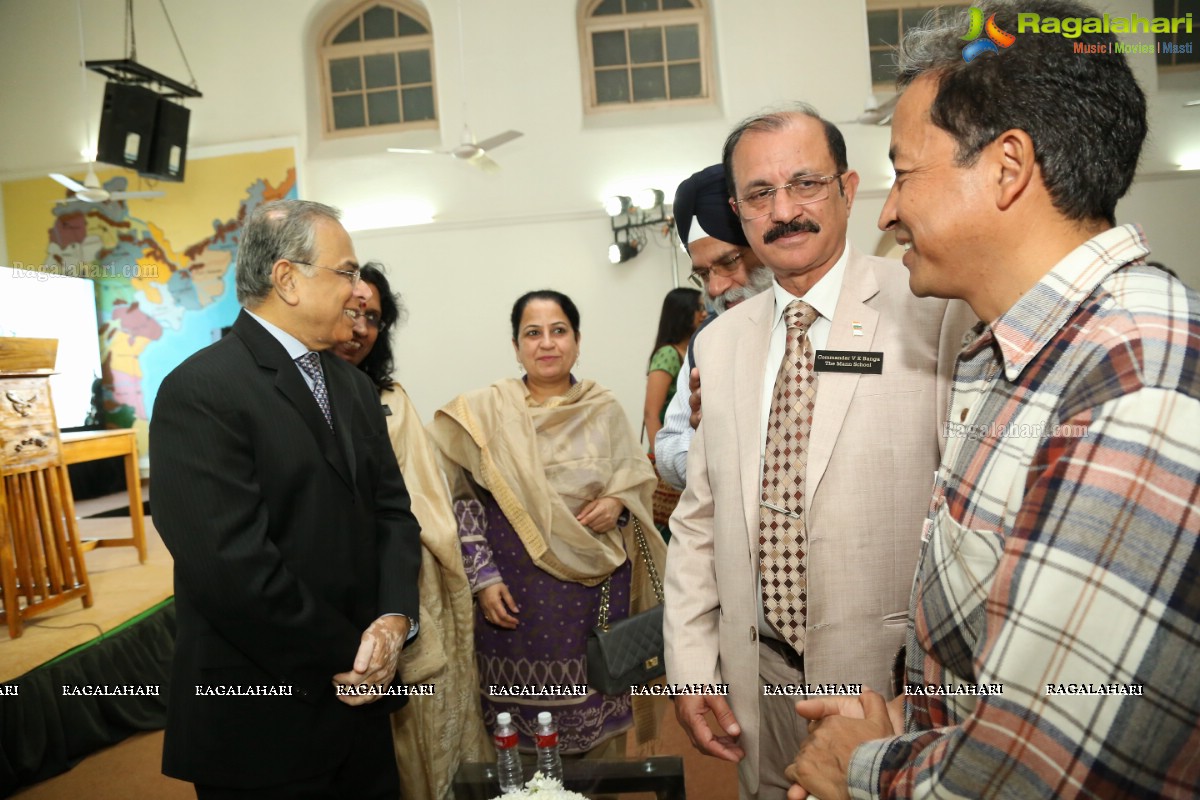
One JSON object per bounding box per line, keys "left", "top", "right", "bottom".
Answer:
{"left": 381, "top": 612, "right": 419, "bottom": 642}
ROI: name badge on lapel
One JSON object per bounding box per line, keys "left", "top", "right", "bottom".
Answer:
{"left": 381, "top": 403, "right": 393, "bottom": 416}
{"left": 814, "top": 350, "right": 884, "bottom": 374}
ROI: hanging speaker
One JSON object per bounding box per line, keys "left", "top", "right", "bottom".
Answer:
{"left": 95, "top": 83, "right": 159, "bottom": 172}
{"left": 143, "top": 97, "right": 190, "bottom": 182}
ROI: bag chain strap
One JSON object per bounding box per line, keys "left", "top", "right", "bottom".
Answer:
{"left": 596, "top": 517, "right": 664, "bottom": 632}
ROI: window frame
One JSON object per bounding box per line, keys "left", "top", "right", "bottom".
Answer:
{"left": 1153, "top": 0, "right": 1199, "bottom": 73}
{"left": 866, "top": 2, "right": 967, "bottom": 91}
{"left": 319, "top": 0, "right": 438, "bottom": 139}
{"left": 578, "top": 0, "right": 714, "bottom": 114}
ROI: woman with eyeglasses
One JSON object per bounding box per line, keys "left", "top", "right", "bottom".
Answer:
{"left": 427, "top": 289, "right": 666, "bottom": 760}
{"left": 333, "top": 263, "right": 490, "bottom": 799}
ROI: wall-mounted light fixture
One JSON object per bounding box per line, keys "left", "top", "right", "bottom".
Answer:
{"left": 605, "top": 188, "right": 670, "bottom": 264}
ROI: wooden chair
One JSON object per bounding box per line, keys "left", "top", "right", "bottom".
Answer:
{"left": 0, "top": 338, "right": 93, "bottom": 639}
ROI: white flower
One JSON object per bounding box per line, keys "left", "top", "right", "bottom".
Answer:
{"left": 491, "top": 771, "right": 588, "bottom": 800}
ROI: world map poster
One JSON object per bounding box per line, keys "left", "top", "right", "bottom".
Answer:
{"left": 2, "top": 147, "right": 297, "bottom": 459}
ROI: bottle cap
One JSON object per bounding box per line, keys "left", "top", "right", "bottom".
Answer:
{"left": 497, "top": 712, "right": 512, "bottom": 725}
{"left": 537, "top": 711, "right": 552, "bottom": 725}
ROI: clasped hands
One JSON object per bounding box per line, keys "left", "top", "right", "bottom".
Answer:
{"left": 331, "top": 614, "right": 410, "bottom": 706}
{"left": 786, "top": 689, "right": 903, "bottom": 800}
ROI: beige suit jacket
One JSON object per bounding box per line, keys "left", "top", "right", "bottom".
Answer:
{"left": 664, "top": 246, "right": 968, "bottom": 793}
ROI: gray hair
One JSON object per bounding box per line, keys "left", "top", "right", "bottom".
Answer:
{"left": 721, "top": 104, "right": 849, "bottom": 197}
{"left": 894, "top": 0, "right": 1145, "bottom": 225}
{"left": 236, "top": 200, "right": 342, "bottom": 305}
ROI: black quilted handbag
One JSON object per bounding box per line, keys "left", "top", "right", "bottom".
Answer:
{"left": 586, "top": 518, "right": 666, "bottom": 695}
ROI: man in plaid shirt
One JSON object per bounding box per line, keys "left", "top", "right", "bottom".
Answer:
{"left": 784, "top": 1, "right": 1200, "bottom": 798}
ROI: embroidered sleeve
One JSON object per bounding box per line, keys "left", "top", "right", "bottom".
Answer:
{"left": 454, "top": 497, "right": 502, "bottom": 592}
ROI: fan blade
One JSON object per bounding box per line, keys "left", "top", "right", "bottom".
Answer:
{"left": 467, "top": 152, "right": 501, "bottom": 173}
{"left": 110, "top": 191, "right": 165, "bottom": 200}
{"left": 475, "top": 130, "right": 523, "bottom": 152}
{"left": 50, "top": 173, "right": 86, "bottom": 192}
{"left": 387, "top": 147, "right": 443, "bottom": 154}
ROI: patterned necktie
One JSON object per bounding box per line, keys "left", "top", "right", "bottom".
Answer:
{"left": 295, "top": 351, "right": 333, "bottom": 430}
{"left": 759, "top": 299, "right": 819, "bottom": 654}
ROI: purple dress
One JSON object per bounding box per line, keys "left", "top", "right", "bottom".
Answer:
{"left": 458, "top": 493, "right": 633, "bottom": 754}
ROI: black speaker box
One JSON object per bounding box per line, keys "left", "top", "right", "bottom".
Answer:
{"left": 96, "top": 83, "right": 159, "bottom": 172}
{"left": 143, "top": 97, "right": 190, "bottom": 182}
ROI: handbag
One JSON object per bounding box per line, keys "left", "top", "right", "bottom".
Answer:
{"left": 586, "top": 518, "right": 666, "bottom": 695}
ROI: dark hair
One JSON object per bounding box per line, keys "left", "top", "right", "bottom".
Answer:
{"left": 722, "top": 104, "right": 849, "bottom": 198}
{"left": 651, "top": 288, "right": 701, "bottom": 361}
{"left": 357, "top": 262, "right": 407, "bottom": 392}
{"left": 236, "top": 199, "right": 341, "bottom": 305}
{"left": 895, "top": 0, "right": 1146, "bottom": 226}
{"left": 510, "top": 290, "right": 581, "bottom": 340}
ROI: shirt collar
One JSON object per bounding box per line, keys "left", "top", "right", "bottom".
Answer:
{"left": 990, "top": 224, "right": 1149, "bottom": 381}
{"left": 245, "top": 308, "right": 312, "bottom": 361}
{"left": 769, "top": 243, "right": 848, "bottom": 329}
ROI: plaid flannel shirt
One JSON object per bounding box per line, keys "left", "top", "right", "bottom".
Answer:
{"left": 849, "top": 225, "right": 1200, "bottom": 798}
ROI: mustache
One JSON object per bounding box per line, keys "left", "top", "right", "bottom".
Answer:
{"left": 763, "top": 218, "right": 820, "bottom": 245}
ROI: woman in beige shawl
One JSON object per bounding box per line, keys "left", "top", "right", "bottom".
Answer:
{"left": 427, "top": 289, "right": 666, "bottom": 759}
{"left": 334, "top": 264, "right": 489, "bottom": 800}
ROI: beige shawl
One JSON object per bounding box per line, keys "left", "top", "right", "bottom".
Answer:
{"left": 385, "top": 386, "right": 491, "bottom": 800}
{"left": 428, "top": 378, "right": 666, "bottom": 743}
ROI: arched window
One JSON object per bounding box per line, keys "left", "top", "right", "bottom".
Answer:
{"left": 580, "top": 0, "right": 711, "bottom": 112}
{"left": 319, "top": 1, "right": 437, "bottom": 136}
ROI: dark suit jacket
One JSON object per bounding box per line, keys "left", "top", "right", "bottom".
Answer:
{"left": 149, "top": 310, "right": 421, "bottom": 788}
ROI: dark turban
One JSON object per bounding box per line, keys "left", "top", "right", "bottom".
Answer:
{"left": 673, "top": 164, "right": 748, "bottom": 251}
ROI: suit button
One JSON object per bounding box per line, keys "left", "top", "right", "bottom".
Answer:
{"left": 959, "top": 408, "right": 968, "bottom": 422}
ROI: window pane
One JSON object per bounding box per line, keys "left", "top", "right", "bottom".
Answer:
{"left": 367, "top": 90, "right": 401, "bottom": 125}
{"left": 592, "top": 0, "right": 623, "bottom": 15}
{"left": 627, "top": 0, "right": 658, "bottom": 12}
{"left": 668, "top": 62, "right": 702, "bottom": 98}
{"left": 363, "top": 5, "right": 395, "bottom": 40}
{"left": 595, "top": 69, "right": 630, "bottom": 103}
{"left": 632, "top": 65, "right": 667, "bottom": 101}
{"left": 870, "top": 50, "right": 896, "bottom": 85}
{"left": 867, "top": 10, "right": 898, "bottom": 47}
{"left": 402, "top": 86, "right": 436, "bottom": 121}
{"left": 630, "top": 27, "right": 664, "bottom": 64}
{"left": 1177, "top": 42, "right": 1200, "bottom": 64}
{"left": 330, "top": 57, "right": 362, "bottom": 92}
{"left": 902, "top": 8, "right": 935, "bottom": 34}
{"left": 593, "top": 31, "right": 628, "bottom": 67}
{"left": 399, "top": 49, "right": 432, "bottom": 85}
{"left": 364, "top": 53, "right": 397, "bottom": 89}
{"left": 665, "top": 25, "right": 699, "bottom": 60}
{"left": 332, "top": 19, "right": 361, "bottom": 44}
{"left": 397, "top": 12, "right": 428, "bottom": 35}
{"left": 333, "top": 95, "right": 365, "bottom": 129}
{"left": 662, "top": 0, "right": 694, "bottom": 8}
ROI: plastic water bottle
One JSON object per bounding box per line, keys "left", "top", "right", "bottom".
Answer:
{"left": 494, "top": 712, "right": 524, "bottom": 793}
{"left": 534, "top": 711, "right": 563, "bottom": 783}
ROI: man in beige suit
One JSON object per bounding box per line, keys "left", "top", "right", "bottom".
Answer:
{"left": 664, "top": 107, "right": 966, "bottom": 800}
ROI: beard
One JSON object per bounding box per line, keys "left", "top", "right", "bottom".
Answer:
{"left": 713, "top": 265, "right": 775, "bottom": 314}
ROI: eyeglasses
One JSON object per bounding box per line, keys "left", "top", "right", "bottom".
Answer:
{"left": 343, "top": 308, "right": 382, "bottom": 327}
{"left": 733, "top": 174, "right": 843, "bottom": 221}
{"left": 688, "top": 250, "right": 744, "bottom": 289}
{"left": 291, "top": 260, "right": 362, "bottom": 287}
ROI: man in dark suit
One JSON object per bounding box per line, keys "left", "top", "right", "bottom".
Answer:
{"left": 150, "top": 199, "right": 421, "bottom": 798}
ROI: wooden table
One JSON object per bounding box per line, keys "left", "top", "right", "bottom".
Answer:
{"left": 60, "top": 430, "right": 146, "bottom": 563}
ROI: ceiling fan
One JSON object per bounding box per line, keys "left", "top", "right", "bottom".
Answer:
{"left": 841, "top": 94, "right": 898, "bottom": 126}
{"left": 387, "top": 125, "right": 523, "bottom": 172}
{"left": 49, "top": 164, "right": 164, "bottom": 204}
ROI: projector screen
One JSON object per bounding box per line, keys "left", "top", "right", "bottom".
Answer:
{"left": 0, "top": 266, "right": 102, "bottom": 428}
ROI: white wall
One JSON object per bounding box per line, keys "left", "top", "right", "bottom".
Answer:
{"left": 0, "top": 0, "right": 1196, "bottom": 429}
